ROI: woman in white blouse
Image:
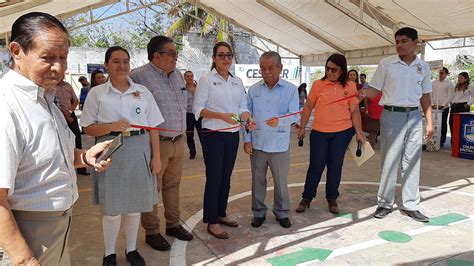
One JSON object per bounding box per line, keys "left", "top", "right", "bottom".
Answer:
{"left": 80, "top": 46, "right": 163, "bottom": 265}
{"left": 444, "top": 72, "right": 473, "bottom": 138}
{"left": 193, "top": 42, "right": 255, "bottom": 239}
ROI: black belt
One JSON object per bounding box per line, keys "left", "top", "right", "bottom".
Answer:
{"left": 159, "top": 134, "right": 182, "bottom": 142}
{"left": 384, "top": 106, "right": 418, "bottom": 112}
{"left": 110, "top": 129, "right": 145, "bottom": 137}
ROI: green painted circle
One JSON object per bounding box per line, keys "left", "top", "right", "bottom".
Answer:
{"left": 378, "top": 230, "right": 412, "bottom": 243}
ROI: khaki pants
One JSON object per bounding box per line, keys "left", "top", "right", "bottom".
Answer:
{"left": 11, "top": 209, "right": 72, "bottom": 266}
{"left": 141, "top": 136, "right": 184, "bottom": 234}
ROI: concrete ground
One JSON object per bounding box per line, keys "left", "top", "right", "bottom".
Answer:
{"left": 1, "top": 129, "right": 473, "bottom": 266}
{"left": 67, "top": 129, "right": 474, "bottom": 266}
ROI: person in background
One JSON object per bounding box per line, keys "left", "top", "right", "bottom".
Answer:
{"left": 347, "top": 69, "right": 361, "bottom": 88}
{"left": 184, "top": 70, "right": 203, "bottom": 160}
{"left": 78, "top": 76, "right": 90, "bottom": 110}
{"left": 56, "top": 80, "right": 90, "bottom": 176}
{"left": 364, "top": 91, "right": 383, "bottom": 147}
{"left": 348, "top": 69, "right": 367, "bottom": 131}
{"left": 444, "top": 71, "right": 473, "bottom": 140}
{"left": 130, "top": 35, "right": 193, "bottom": 251}
{"left": 81, "top": 46, "right": 164, "bottom": 266}
{"left": 244, "top": 51, "right": 300, "bottom": 229}
{"left": 296, "top": 54, "right": 365, "bottom": 215}
{"left": 362, "top": 27, "right": 433, "bottom": 222}
{"left": 193, "top": 42, "right": 255, "bottom": 239}
{"left": 91, "top": 69, "right": 107, "bottom": 89}
{"left": 0, "top": 12, "right": 111, "bottom": 266}
{"left": 297, "top": 83, "right": 307, "bottom": 109}
{"left": 360, "top": 73, "right": 368, "bottom": 89}
{"left": 431, "top": 67, "right": 454, "bottom": 146}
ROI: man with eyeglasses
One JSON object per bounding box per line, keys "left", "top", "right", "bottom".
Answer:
{"left": 431, "top": 67, "right": 454, "bottom": 146}
{"left": 243, "top": 51, "right": 300, "bottom": 228}
{"left": 130, "top": 35, "right": 193, "bottom": 252}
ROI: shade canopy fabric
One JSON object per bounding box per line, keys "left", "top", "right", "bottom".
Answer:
{"left": 190, "top": 0, "right": 474, "bottom": 65}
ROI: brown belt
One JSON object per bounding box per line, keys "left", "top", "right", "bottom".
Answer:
{"left": 159, "top": 134, "right": 182, "bottom": 142}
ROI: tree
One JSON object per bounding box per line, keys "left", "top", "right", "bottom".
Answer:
{"left": 63, "top": 2, "right": 167, "bottom": 50}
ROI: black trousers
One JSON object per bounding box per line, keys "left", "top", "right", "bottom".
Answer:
{"left": 201, "top": 130, "right": 239, "bottom": 224}
{"left": 68, "top": 112, "right": 87, "bottom": 174}
{"left": 186, "top": 112, "right": 203, "bottom": 156}
{"left": 440, "top": 107, "right": 449, "bottom": 144}
{"left": 449, "top": 102, "right": 469, "bottom": 142}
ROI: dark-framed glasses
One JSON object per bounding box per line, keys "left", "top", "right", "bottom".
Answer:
{"left": 325, "top": 66, "right": 340, "bottom": 73}
{"left": 216, "top": 53, "right": 234, "bottom": 60}
{"left": 159, "top": 50, "right": 179, "bottom": 57}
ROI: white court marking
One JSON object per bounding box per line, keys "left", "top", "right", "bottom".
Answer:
{"left": 170, "top": 181, "right": 474, "bottom": 265}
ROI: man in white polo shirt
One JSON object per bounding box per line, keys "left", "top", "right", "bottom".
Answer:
{"left": 431, "top": 67, "right": 454, "bottom": 146}
{"left": 361, "top": 27, "right": 433, "bottom": 222}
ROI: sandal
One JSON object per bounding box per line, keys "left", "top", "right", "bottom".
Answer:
{"left": 207, "top": 225, "right": 229, "bottom": 239}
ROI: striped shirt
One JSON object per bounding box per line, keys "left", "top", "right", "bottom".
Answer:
{"left": 0, "top": 69, "right": 78, "bottom": 211}
{"left": 130, "top": 62, "right": 186, "bottom": 137}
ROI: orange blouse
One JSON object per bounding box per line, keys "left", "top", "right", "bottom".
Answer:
{"left": 308, "top": 79, "right": 359, "bottom": 133}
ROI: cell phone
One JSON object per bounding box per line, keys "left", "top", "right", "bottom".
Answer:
{"left": 97, "top": 134, "right": 123, "bottom": 162}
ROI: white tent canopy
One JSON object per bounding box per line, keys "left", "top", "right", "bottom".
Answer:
{"left": 1, "top": 0, "right": 473, "bottom": 65}
{"left": 190, "top": 0, "right": 474, "bottom": 65}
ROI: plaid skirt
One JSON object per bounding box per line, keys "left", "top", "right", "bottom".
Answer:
{"left": 93, "top": 133, "right": 158, "bottom": 216}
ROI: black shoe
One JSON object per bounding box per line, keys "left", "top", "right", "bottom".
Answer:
{"left": 166, "top": 225, "right": 193, "bottom": 241}
{"left": 250, "top": 217, "right": 265, "bottom": 228}
{"left": 189, "top": 154, "right": 196, "bottom": 160}
{"left": 373, "top": 207, "right": 392, "bottom": 219}
{"left": 145, "top": 234, "right": 170, "bottom": 251}
{"left": 125, "top": 250, "right": 145, "bottom": 266}
{"left": 400, "top": 209, "right": 429, "bottom": 222}
{"left": 103, "top": 254, "right": 117, "bottom": 266}
{"left": 276, "top": 217, "right": 292, "bottom": 228}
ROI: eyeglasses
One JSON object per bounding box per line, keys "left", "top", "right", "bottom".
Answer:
{"left": 325, "top": 66, "right": 340, "bottom": 73}
{"left": 158, "top": 50, "right": 179, "bottom": 57}
{"left": 216, "top": 53, "right": 234, "bottom": 60}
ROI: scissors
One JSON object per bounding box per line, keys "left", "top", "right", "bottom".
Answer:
{"left": 231, "top": 114, "right": 251, "bottom": 133}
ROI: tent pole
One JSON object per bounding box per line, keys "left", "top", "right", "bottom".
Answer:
{"left": 420, "top": 41, "right": 426, "bottom": 60}
{"left": 299, "top": 55, "right": 303, "bottom": 84}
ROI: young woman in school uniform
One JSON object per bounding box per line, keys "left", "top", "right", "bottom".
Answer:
{"left": 444, "top": 72, "right": 473, "bottom": 139}
{"left": 80, "top": 46, "right": 164, "bottom": 266}
{"left": 193, "top": 42, "right": 255, "bottom": 239}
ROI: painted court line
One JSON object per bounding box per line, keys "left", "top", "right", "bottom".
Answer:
{"left": 170, "top": 181, "right": 474, "bottom": 265}
{"left": 317, "top": 214, "right": 474, "bottom": 263}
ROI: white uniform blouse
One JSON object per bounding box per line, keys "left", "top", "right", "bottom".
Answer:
{"left": 193, "top": 69, "right": 248, "bottom": 132}
{"left": 442, "top": 84, "right": 473, "bottom": 106}
{"left": 80, "top": 78, "right": 164, "bottom": 129}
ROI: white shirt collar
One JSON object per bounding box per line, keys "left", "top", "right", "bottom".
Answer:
{"left": 390, "top": 54, "right": 422, "bottom": 67}
{"left": 211, "top": 68, "right": 234, "bottom": 78}
{"left": 2, "top": 68, "right": 47, "bottom": 103}
{"left": 105, "top": 77, "right": 145, "bottom": 95}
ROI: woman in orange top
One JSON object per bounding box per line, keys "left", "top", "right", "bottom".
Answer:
{"left": 296, "top": 54, "right": 365, "bottom": 214}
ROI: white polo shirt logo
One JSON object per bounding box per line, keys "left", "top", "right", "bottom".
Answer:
{"left": 136, "top": 107, "right": 141, "bottom": 114}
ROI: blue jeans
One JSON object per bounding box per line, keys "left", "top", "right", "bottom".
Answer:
{"left": 302, "top": 127, "right": 355, "bottom": 200}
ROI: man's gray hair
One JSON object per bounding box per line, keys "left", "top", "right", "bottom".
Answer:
{"left": 260, "top": 51, "right": 282, "bottom": 65}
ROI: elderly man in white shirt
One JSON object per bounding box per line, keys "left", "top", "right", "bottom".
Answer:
{"left": 361, "top": 27, "right": 433, "bottom": 223}
{"left": 0, "top": 12, "right": 111, "bottom": 266}
{"left": 431, "top": 67, "right": 454, "bottom": 145}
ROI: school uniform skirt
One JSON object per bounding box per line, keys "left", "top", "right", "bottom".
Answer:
{"left": 93, "top": 133, "right": 158, "bottom": 216}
